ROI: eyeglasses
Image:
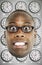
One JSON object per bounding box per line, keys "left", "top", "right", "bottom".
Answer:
{"left": 5, "top": 25, "right": 34, "bottom": 33}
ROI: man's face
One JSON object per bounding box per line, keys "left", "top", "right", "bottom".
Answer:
{"left": 5, "top": 11, "right": 36, "bottom": 58}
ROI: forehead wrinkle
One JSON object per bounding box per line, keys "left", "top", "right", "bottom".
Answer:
{"left": 6, "top": 17, "right": 34, "bottom": 26}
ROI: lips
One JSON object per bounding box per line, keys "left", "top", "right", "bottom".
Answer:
{"left": 12, "top": 42, "right": 27, "bottom": 48}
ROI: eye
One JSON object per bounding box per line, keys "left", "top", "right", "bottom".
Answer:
{"left": 8, "top": 26, "right": 17, "bottom": 32}
{"left": 22, "top": 26, "right": 32, "bottom": 33}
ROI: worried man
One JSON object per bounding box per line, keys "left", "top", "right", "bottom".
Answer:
{"left": 4, "top": 10, "right": 37, "bottom": 58}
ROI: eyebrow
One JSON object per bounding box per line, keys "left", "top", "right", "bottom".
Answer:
{"left": 24, "top": 22, "right": 31, "bottom": 24}
{"left": 9, "top": 22, "right": 15, "bottom": 24}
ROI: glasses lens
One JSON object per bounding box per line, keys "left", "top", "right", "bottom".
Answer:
{"left": 6, "top": 26, "right": 17, "bottom": 33}
{"left": 22, "top": 26, "right": 33, "bottom": 33}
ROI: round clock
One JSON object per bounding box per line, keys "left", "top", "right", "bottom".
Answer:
{"left": 28, "top": 1, "right": 40, "bottom": 13}
{"left": 1, "top": 17, "right": 7, "bottom": 29}
{"left": 33, "top": 17, "right": 41, "bottom": 29}
{"left": 29, "top": 49, "right": 41, "bottom": 62}
{"left": 34, "top": 34, "right": 41, "bottom": 46}
{"left": 1, "top": 1, "right": 13, "bottom": 13}
{"left": 1, "top": 49, "right": 13, "bottom": 62}
{"left": 1, "top": 34, "right": 7, "bottom": 46}
{"left": 15, "top": 1, "right": 27, "bottom": 11}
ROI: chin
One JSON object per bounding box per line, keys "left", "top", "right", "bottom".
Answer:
{"left": 8, "top": 48, "right": 30, "bottom": 58}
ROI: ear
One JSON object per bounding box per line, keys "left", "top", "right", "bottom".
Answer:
{"left": 4, "top": 31, "right": 6, "bottom": 38}
{"left": 34, "top": 30, "right": 37, "bottom": 38}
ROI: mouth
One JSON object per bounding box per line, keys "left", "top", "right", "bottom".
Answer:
{"left": 9, "top": 41, "right": 29, "bottom": 57}
{"left": 12, "top": 42, "right": 28, "bottom": 48}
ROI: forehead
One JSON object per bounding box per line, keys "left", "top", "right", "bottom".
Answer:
{"left": 6, "top": 10, "right": 34, "bottom": 26}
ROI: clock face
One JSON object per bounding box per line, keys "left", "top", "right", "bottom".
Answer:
{"left": 15, "top": 1, "right": 27, "bottom": 11}
{"left": 33, "top": 17, "right": 41, "bottom": 29}
{"left": 1, "top": 17, "right": 7, "bottom": 29}
{"left": 1, "top": 1, "right": 13, "bottom": 13}
{"left": 1, "top": 49, "right": 13, "bottom": 62}
{"left": 34, "top": 34, "right": 41, "bottom": 46}
{"left": 28, "top": 1, "right": 40, "bottom": 13}
{"left": 29, "top": 49, "right": 41, "bottom": 62}
{"left": 1, "top": 34, "right": 7, "bottom": 46}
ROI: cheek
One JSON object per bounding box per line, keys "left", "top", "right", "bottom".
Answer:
{"left": 6, "top": 32, "right": 15, "bottom": 43}
{"left": 26, "top": 33, "right": 34, "bottom": 39}
{"left": 26, "top": 32, "right": 35, "bottom": 44}
{"left": 26, "top": 33, "right": 35, "bottom": 48}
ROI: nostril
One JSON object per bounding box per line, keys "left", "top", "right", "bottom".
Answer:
{"left": 21, "top": 35, "right": 24, "bottom": 37}
{"left": 16, "top": 35, "right": 19, "bottom": 37}
{"left": 16, "top": 35, "right": 24, "bottom": 37}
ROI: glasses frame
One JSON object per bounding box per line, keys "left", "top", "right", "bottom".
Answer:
{"left": 5, "top": 25, "right": 34, "bottom": 33}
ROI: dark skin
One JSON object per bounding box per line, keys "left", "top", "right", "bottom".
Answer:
{"left": 5, "top": 10, "right": 37, "bottom": 58}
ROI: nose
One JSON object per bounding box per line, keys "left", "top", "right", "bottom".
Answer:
{"left": 15, "top": 29, "right": 25, "bottom": 38}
